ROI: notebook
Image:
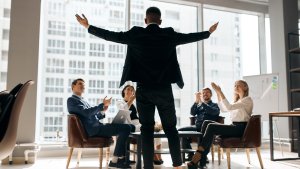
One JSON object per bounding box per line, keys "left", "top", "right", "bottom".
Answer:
{"left": 111, "top": 110, "right": 132, "bottom": 124}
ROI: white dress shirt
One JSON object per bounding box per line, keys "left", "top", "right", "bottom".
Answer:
{"left": 218, "top": 96, "right": 253, "bottom": 122}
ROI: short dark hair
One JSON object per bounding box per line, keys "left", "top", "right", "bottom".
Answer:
{"left": 121, "top": 85, "right": 134, "bottom": 98}
{"left": 71, "top": 78, "right": 84, "bottom": 90}
{"left": 146, "top": 6, "right": 161, "bottom": 18}
{"left": 202, "top": 87, "right": 212, "bottom": 95}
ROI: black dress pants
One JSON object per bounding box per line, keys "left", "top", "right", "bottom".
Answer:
{"left": 136, "top": 84, "right": 182, "bottom": 168}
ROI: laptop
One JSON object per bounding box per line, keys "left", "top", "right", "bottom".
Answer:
{"left": 111, "top": 110, "right": 132, "bottom": 124}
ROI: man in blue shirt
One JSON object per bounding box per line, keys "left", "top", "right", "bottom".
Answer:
{"left": 178, "top": 87, "right": 220, "bottom": 162}
{"left": 67, "top": 78, "right": 134, "bottom": 169}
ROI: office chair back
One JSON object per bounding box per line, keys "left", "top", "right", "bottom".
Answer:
{"left": 0, "top": 80, "right": 34, "bottom": 160}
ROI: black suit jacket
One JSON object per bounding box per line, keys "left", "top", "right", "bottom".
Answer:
{"left": 88, "top": 24, "right": 211, "bottom": 88}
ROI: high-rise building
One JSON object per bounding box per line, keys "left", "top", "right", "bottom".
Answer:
{"left": 0, "top": 0, "right": 11, "bottom": 90}
{"left": 0, "top": 0, "right": 246, "bottom": 142}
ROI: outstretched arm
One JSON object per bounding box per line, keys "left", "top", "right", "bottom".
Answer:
{"left": 174, "top": 22, "right": 219, "bottom": 45}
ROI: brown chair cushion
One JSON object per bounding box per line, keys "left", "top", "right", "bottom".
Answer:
{"left": 68, "top": 114, "right": 114, "bottom": 148}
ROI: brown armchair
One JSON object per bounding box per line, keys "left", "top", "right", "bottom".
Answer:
{"left": 66, "top": 114, "right": 114, "bottom": 169}
{"left": 214, "top": 115, "right": 263, "bottom": 169}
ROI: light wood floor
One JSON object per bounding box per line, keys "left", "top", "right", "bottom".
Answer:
{"left": 1, "top": 149, "right": 300, "bottom": 169}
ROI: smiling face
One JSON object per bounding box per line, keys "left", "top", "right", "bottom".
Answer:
{"left": 201, "top": 88, "right": 212, "bottom": 102}
{"left": 122, "top": 85, "right": 135, "bottom": 101}
{"left": 72, "top": 79, "right": 85, "bottom": 96}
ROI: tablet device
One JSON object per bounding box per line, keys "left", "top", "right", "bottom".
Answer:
{"left": 111, "top": 110, "right": 132, "bottom": 124}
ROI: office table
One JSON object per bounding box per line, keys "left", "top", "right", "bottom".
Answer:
{"left": 129, "top": 131, "right": 201, "bottom": 169}
{"left": 269, "top": 112, "right": 300, "bottom": 161}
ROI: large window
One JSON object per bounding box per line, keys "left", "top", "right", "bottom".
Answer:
{"left": 130, "top": 0, "right": 198, "bottom": 127}
{"left": 0, "top": 0, "right": 11, "bottom": 90}
{"left": 38, "top": 0, "right": 126, "bottom": 142}
{"left": 203, "top": 8, "right": 260, "bottom": 123}
{"left": 37, "top": 0, "right": 267, "bottom": 143}
{"left": 203, "top": 8, "right": 260, "bottom": 105}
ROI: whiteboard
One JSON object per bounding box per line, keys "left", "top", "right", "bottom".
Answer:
{"left": 243, "top": 74, "right": 279, "bottom": 121}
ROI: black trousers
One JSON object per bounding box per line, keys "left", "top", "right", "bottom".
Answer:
{"left": 136, "top": 84, "right": 182, "bottom": 168}
{"left": 200, "top": 120, "right": 247, "bottom": 159}
{"left": 178, "top": 126, "right": 199, "bottom": 151}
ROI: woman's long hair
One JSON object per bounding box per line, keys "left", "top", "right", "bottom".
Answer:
{"left": 234, "top": 80, "right": 249, "bottom": 103}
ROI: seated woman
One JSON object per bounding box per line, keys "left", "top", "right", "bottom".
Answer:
{"left": 187, "top": 80, "right": 253, "bottom": 169}
{"left": 117, "top": 84, "right": 164, "bottom": 165}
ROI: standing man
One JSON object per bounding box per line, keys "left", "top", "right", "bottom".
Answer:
{"left": 75, "top": 7, "right": 218, "bottom": 169}
{"left": 178, "top": 87, "right": 220, "bottom": 162}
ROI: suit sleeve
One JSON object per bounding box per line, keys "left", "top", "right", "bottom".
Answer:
{"left": 174, "top": 31, "right": 211, "bottom": 46}
{"left": 88, "top": 25, "right": 131, "bottom": 44}
{"left": 67, "top": 97, "right": 105, "bottom": 119}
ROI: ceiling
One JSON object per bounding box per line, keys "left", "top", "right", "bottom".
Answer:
{"left": 237, "top": 0, "right": 300, "bottom": 10}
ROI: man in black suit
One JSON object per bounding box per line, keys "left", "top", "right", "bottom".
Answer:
{"left": 76, "top": 7, "right": 218, "bottom": 169}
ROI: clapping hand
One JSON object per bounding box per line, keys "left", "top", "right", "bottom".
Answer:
{"left": 211, "top": 82, "right": 221, "bottom": 93}
{"left": 102, "top": 96, "right": 112, "bottom": 111}
{"left": 195, "top": 92, "right": 202, "bottom": 104}
{"left": 75, "top": 14, "right": 89, "bottom": 28}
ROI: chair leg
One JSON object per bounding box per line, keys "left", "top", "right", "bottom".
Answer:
{"left": 256, "top": 147, "right": 264, "bottom": 169}
{"left": 99, "top": 148, "right": 103, "bottom": 169}
{"left": 226, "top": 148, "right": 231, "bottom": 169}
{"left": 211, "top": 145, "right": 215, "bottom": 162}
{"left": 133, "top": 144, "right": 137, "bottom": 161}
{"left": 76, "top": 148, "right": 82, "bottom": 167}
{"left": 221, "top": 147, "right": 224, "bottom": 159}
{"left": 66, "top": 148, "right": 74, "bottom": 169}
{"left": 218, "top": 145, "right": 221, "bottom": 165}
{"left": 246, "top": 148, "right": 250, "bottom": 164}
{"left": 106, "top": 147, "right": 110, "bottom": 166}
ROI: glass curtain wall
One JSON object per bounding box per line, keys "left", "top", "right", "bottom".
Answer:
{"left": 203, "top": 8, "right": 260, "bottom": 123}
{"left": 0, "top": 0, "right": 11, "bottom": 90}
{"left": 37, "top": 0, "right": 265, "bottom": 143}
{"left": 130, "top": 0, "right": 198, "bottom": 127}
{"left": 37, "top": 0, "right": 199, "bottom": 143}
{"left": 38, "top": 0, "right": 126, "bottom": 142}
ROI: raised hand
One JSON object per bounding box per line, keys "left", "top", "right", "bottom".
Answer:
{"left": 102, "top": 96, "right": 112, "bottom": 107}
{"left": 211, "top": 82, "right": 221, "bottom": 93}
{"left": 75, "top": 14, "right": 89, "bottom": 28}
{"left": 209, "top": 22, "right": 219, "bottom": 33}
{"left": 195, "top": 92, "right": 202, "bottom": 104}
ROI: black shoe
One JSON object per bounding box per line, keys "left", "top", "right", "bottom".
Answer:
{"left": 153, "top": 159, "right": 163, "bottom": 165}
{"left": 187, "top": 162, "right": 198, "bottom": 169}
{"left": 129, "top": 160, "right": 136, "bottom": 164}
{"left": 108, "top": 159, "right": 131, "bottom": 169}
{"left": 108, "top": 161, "right": 117, "bottom": 168}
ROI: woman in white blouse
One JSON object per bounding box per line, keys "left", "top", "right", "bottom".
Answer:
{"left": 117, "top": 85, "right": 164, "bottom": 165}
{"left": 188, "top": 80, "right": 253, "bottom": 169}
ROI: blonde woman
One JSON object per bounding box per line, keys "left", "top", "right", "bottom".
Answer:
{"left": 188, "top": 80, "right": 253, "bottom": 169}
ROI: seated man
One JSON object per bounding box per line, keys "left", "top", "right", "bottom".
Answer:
{"left": 67, "top": 78, "right": 135, "bottom": 169}
{"left": 178, "top": 87, "right": 220, "bottom": 161}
